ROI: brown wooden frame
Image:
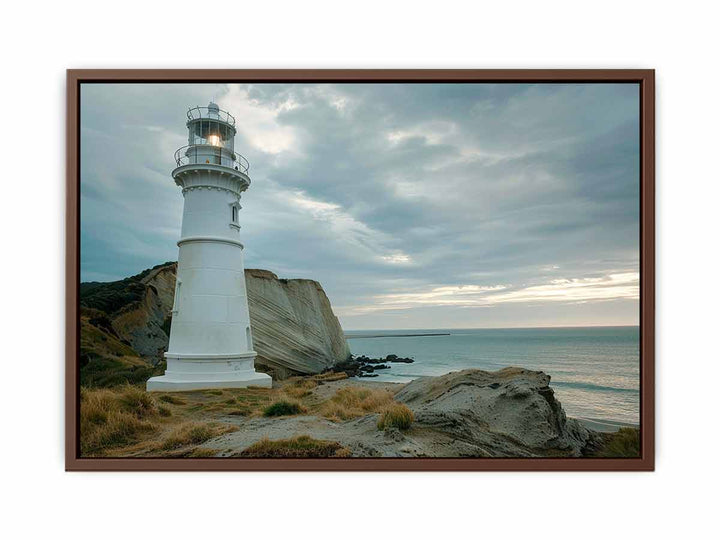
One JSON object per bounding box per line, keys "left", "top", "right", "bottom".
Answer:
{"left": 66, "top": 69, "right": 655, "bottom": 471}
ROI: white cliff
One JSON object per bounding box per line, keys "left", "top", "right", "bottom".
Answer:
{"left": 84, "top": 263, "right": 350, "bottom": 378}
{"left": 245, "top": 269, "right": 351, "bottom": 378}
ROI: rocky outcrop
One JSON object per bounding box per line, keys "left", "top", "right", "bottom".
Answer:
{"left": 111, "top": 265, "right": 176, "bottom": 359}
{"left": 246, "top": 269, "right": 351, "bottom": 378}
{"left": 333, "top": 354, "right": 414, "bottom": 378}
{"left": 80, "top": 263, "right": 350, "bottom": 378}
{"left": 395, "top": 367, "right": 591, "bottom": 457}
{"left": 198, "top": 368, "right": 598, "bottom": 458}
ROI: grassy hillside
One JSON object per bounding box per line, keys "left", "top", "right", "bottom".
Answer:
{"left": 80, "top": 262, "right": 175, "bottom": 315}
{"left": 79, "top": 307, "right": 158, "bottom": 387}
{"left": 79, "top": 263, "right": 176, "bottom": 387}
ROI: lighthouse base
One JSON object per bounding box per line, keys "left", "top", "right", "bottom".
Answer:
{"left": 146, "top": 352, "right": 272, "bottom": 392}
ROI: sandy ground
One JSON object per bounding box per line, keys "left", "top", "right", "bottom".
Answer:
{"left": 308, "top": 377, "right": 402, "bottom": 399}
{"left": 200, "top": 378, "right": 437, "bottom": 457}
{"left": 201, "top": 412, "right": 459, "bottom": 457}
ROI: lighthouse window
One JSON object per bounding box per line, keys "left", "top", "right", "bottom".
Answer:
{"left": 232, "top": 205, "right": 238, "bottom": 223}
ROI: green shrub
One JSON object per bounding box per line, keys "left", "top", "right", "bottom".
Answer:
{"left": 158, "top": 394, "right": 185, "bottom": 405}
{"left": 80, "top": 262, "right": 176, "bottom": 315}
{"left": 596, "top": 427, "right": 640, "bottom": 458}
{"left": 262, "top": 400, "right": 306, "bottom": 417}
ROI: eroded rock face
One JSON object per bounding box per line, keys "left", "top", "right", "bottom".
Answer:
{"left": 84, "top": 263, "right": 350, "bottom": 378}
{"left": 395, "top": 367, "right": 590, "bottom": 457}
{"left": 246, "top": 269, "right": 351, "bottom": 378}
{"left": 111, "top": 265, "right": 177, "bottom": 359}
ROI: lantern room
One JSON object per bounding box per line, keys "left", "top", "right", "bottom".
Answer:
{"left": 174, "top": 102, "right": 250, "bottom": 174}
{"left": 187, "top": 102, "right": 236, "bottom": 150}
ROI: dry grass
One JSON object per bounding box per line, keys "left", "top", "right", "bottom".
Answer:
{"left": 313, "top": 371, "right": 349, "bottom": 382}
{"left": 188, "top": 448, "right": 219, "bottom": 458}
{"left": 158, "top": 394, "right": 186, "bottom": 405}
{"left": 240, "top": 435, "right": 350, "bottom": 458}
{"left": 80, "top": 385, "right": 243, "bottom": 457}
{"left": 320, "top": 386, "right": 395, "bottom": 421}
{"left": 159, "top": 422, "right": 236, "bottom": 451}
{"left": 116, "top": 385, "right": 157, "bottom": 418}
{"left": 80, "top": 385, "right": 159, "bottom": 456}
{"left": 158, "top": 406, "right": 172, "bottom": 417}
{"left": 377, "top": 403, "right": 414, "bottom": 431}
{"left": 197, "top": 387, "right": 275, "bottom": 417}
{"left": 81, "top": 377, "right": 404, "bottom": 457}
{"left": 282, "top": 378, "right": 318, "bottom": 399}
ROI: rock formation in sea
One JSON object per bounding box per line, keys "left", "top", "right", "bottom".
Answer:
{"left": 80, "top": 263, "right": 350, "bottom": 379}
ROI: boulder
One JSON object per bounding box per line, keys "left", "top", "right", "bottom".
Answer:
{"left": 395, "top": 367, "right": 590, "bottom": 457}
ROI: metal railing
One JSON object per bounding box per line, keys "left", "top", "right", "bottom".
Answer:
{"left": 174, "top": 145, "right": 250, "bottom": 174}
{"left": 186, "top": 106, "right": 236, "bottom": 126}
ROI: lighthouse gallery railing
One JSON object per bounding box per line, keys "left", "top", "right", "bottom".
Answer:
{"left": 174, "top": 145, "right": 250, "bottom": 174}
{"left": 186, "top": 106, "right": 236, "bottom": 126}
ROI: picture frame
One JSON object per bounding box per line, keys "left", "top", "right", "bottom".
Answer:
{"left": 66, "top": 69, "right": 654, "bottom": 471}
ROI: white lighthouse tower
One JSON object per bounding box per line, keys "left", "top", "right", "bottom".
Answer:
{"left": 147, "top": 103, "right": 272, "bottom": 391}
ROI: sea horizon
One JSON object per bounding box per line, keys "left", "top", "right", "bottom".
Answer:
{"left": 345, "top": 325, "right": 640, "bottom": 425}
{"left": 345, "top": 324, "right": 639, "bottom": 333}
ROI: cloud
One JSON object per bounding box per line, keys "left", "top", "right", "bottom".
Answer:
{"left": 271, "top": 189, "right": 413, "bottom": 266}
{"left": 80, "top": 82, "right": 640, "bottom": 328}
{"left": 219, "top": 86, "right": 299, "bottom": 154}
{"left": 347, "top": 272, "right": 638, "bottom": 314}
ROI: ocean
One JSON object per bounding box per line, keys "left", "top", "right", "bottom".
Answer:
{"left": 345, "top": 326, "right": 640, "bottom": 425}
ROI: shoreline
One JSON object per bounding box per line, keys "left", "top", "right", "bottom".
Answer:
{"left": 344, "top": 329, "right": 639, "bottom": 428}
{"left": 575, "top": 417, "right": 639, "bottom": 433}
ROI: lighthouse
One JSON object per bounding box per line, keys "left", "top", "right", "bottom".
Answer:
{"left": 147, "top": 102, "right": 272, "bottom": 391}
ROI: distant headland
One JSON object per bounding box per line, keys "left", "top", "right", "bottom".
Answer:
{"left": 345, "top": 332, "right": 451, "bottom": 339}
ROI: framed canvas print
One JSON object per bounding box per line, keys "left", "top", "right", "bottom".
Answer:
{"left": 66, "top": 69, "right": 654, "bottom": 471}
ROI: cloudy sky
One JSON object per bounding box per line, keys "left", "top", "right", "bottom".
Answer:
{"left": 80, "top": 82, "right": 639, "bottom": 330}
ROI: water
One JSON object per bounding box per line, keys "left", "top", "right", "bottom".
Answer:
{"left": 346, "top": 326, "right": 640, "bottom": 424}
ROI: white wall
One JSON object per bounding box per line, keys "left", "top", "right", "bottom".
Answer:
{"left": 1, "top": 1, "right": 717, "bottom": 539}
